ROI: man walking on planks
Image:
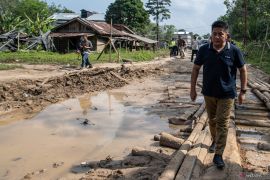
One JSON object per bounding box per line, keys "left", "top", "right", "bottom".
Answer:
{"left": 190, "top": 20, "right": 247, "bottom": 169}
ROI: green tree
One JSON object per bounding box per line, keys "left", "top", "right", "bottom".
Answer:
{"left": 24, "top": 13, "right": 53, "bottom": 36}
{"left": 0, "top": 0, "right": 73, "bottom": 34}
{"left": 105, "top": 0, "right": 150, "bottom": 34}
{"left": 0, "top": 0, "right": 18, "bottom": 13}
{"left": 163, "top": 25, "right": 176, "bottom": 41}
{"left": 0, "top": 11, "right": 25, "bottom": 34}
{"left": 146, "top": 0, "right": 171, "bottom": 42}
{"left": 221, "top": 0, "right": 270, "bottom": 42}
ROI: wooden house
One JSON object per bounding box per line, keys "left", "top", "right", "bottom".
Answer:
{"left": 49, "top": 17, "right": 157, "bottom": 53}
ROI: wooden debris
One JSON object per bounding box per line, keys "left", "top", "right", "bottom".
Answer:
{"left": 110, "top": 71, "right": 129, "bottom": 84}
{"left": 190, "top": 101, "right": 205, "bottom": 121}
{"left": 235, "top": 111, "right": 270, "bottom": 117}
{"left": 168, "top": 117, "right": 187, "bottom": 125}
{"left": 131, "top": 147, "right": 170, "bottom": 163}
{"left": 159, "top": 112, "right": 208, "bottom": 180}
{"left": 234, "top": 119, "right": 270, "bottom": 127}
{"left": 175, "top": 129, "right": 208, "bottom": 180}
{"left": 257, "top": 142, "right": 270, "bottom": 151}
{"left": 159, "top": 132, "right": 184, "bottom": 149}
{"left": 235, "top": 104, "right": 268, "bottom": 111}
{"left": 154, "top": 135, "right": 160, "bottom": 141}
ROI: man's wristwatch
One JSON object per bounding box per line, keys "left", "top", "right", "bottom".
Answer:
{"left": 240, "top": 89, "right": 247, "bottom": 94}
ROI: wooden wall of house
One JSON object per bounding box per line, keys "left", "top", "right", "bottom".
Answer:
{"left": 57, "top": 21, "right": 96, "bottom": 34}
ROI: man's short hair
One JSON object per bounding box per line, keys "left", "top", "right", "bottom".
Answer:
{"left": 211, "top": 20, "right": 229, "bottom": 32}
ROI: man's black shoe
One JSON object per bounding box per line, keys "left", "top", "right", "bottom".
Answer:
{"left": 209, "top": 142, "right": 216, "bottom": 153}
{"left": 213, "top": 154, "right": 225, "bottom": 169}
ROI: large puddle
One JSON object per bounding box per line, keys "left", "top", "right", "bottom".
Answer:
{"left": 0, "top": 91, "right": 174, "bottom": 179}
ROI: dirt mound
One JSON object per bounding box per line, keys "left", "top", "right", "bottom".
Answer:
{"left": 0, "top": 65, "right": 162, "bottom": 123}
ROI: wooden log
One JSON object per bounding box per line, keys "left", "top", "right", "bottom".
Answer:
{"left": 168, "top": 117, "right": 188, "bottom": 125}
{"left": 257, "top": 142, "right": 270, "bottom": 151}
{"left": 158, "top": 99, "right": 201, "bottom": 105}
{"left": 238, "top": 138, "right": 262, "bottom": 145}
{"left": 180, "top": 126, "right": 192, "bottom": 133}
{"left": 154, "top": 134, "right": 160, "bottom": 141}
{"left": 263, "top": 91, "right": 270, "bottom": 100}
{"left": 235, "top": 111, "right": 270, "bottom": 117}
{"left": 236, "top": 129, "right": 265, "bottom": 135}
{"left": 256, "top": 78, "right": 270, "bottom": 89}
{"left": 122, "top": 58, "right": 133, "bottom": 64}
{"left": 191, "top": 128, "right": 212, "bottom": 179}
{"left": 158, "top": 112, "right": 208, "bottom": 180}
{"left": 235, "top": 116, "right": 269, "bottom": 121}
{"left": 168, "top": 109, "right": 197, "bottom": 124}
{"left": 200, "top": 121, "right": 242, "bottom": 180}
{"left": 235, "top": 104, "right": 268, "bottom": 111}
{"left": 160, "top": 132, "right": 184, "bottom": 149}
{"left": 110, "top": 71, "right": 129, "bottom": 84}
{"left": 251, "top": 89, "right": 270, "bottom": 110}
{"left": 190, "top": 101, "right": 205, "bottom": 121}
{"left": 131, "top": 147, "right": 170, "bottom": 163}
{"left": 234, "top": 119, "right": 270, "bottom": 127}
{"left": 175, "top": 129, "right": 207, "bottom": 180}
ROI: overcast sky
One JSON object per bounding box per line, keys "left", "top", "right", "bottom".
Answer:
{"left": 45, "top": 0, "right": 227, "bottom": 35}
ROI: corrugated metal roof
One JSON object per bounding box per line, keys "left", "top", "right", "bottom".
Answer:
{"left": 51, "top": 18, "right": 157, "bottom": 44}
{"left": 79, "top": 18, "right": 125, "bottom": 36}
{"left": 174, "top": 31, "right": 190, "bottom": 35}
{"left": 50, "top": 32, "right": 94, "bottom": 38}
{"left": 50, "top": 13, "right": 80, "bottom": 20}
{"left": 127, "top": 33, "right": 157, "bottom": 44}
{"left": 86, "top": 13, "right": 105, "bottom": 21}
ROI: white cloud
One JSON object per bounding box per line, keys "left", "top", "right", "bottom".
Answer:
{"left": 163, "top": 0, "right": 227, "bottom": 35}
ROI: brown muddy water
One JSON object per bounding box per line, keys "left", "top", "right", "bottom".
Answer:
{"left": 0, "top": 90, "right": 175, "bottom": 180}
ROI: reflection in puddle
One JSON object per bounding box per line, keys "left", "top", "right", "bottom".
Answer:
{"left": 0, "top": 91, "right": 172, "bottom": 179}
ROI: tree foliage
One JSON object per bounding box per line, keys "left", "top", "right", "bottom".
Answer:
{"left": 0, "top": 0, "right": 73, "bottom": 34}
{"left": 221, "top": 0, "right": 270, "bottom": 41}
{"left": 145, "top": 0, "right": 171, "bottom": 42}
{"left": 105, "top": 0, "right": 150, "bottom": 34}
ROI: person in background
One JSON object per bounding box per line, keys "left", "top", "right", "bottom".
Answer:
{"left": 227, "top": 34, "right": 236, "bottom": 45}
{"left": 169, "top": 38, "right": 178, "bottom": 57}
{"left": 177, "top": 37, "right": 186, "bottom": 58}
{"left": 79, "top": 35, "right": 93, "bottom": 68}
{"left": 191, "top": 36, "right": 199, "bottom": 62}
{"left": 190, "top": 20, "right": 247, "bottom": 169}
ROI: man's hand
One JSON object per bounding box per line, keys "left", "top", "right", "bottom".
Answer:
{"left": 238, "top": 92, "right": 246, "bottom": 105}
{"left": 190, "top": 64, "right": 201, "bottom": 102}
{"left": 190, "top": 89, "right": 197, "bottom": 102}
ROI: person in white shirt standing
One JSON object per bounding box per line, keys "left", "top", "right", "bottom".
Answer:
{"left": 191, "top": 36, "right": 199, "bottom": 62}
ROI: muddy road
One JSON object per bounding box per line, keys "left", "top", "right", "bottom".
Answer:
{"left": 0, "top": 52, "right": 270, "bottom": 180}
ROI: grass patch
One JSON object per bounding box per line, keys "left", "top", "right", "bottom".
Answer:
{"left": 243, "top": 42, "right": 270, "bottom": 74}
{"left": 0, "top": 64, "right": 23, "bottom": 70}
{"left": 0, "top": 49, "right": 169, "bottom": 65}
